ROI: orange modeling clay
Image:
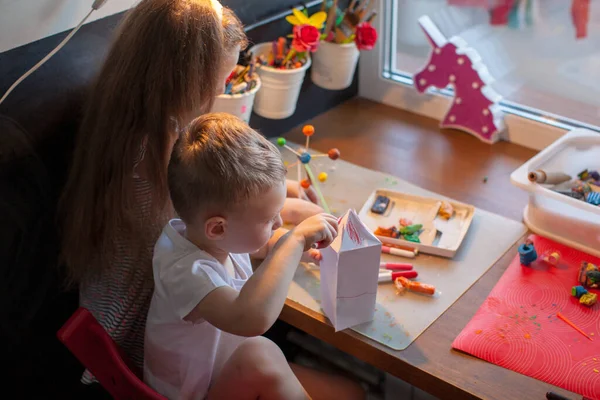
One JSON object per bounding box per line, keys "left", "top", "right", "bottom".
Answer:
{"left": 438, "top": 201, "right": 454, "bottom": 220}
{"left": 374, "top": 226, "right": 399, "bottom": 238}
{"left": 394, "top": 276, "right": 436, "bottom": 296}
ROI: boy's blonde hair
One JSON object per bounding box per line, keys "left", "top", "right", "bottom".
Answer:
{"left": 169, "top": 113, "right": 287, "bottom": 223}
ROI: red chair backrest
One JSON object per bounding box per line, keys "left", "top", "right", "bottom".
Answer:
{"left": 57, "top": 307, "right": 166, "bottom": 400}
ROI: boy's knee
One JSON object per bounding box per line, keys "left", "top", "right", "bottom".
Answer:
{"left": 236, "top": 337, "right": 284, "bottom": 361}
{"left": 234, "top": 337, "right": 290, "bottom": 385}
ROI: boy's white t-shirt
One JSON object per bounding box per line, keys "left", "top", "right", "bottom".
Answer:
{"left": 144, "top": 219, "right": 253, "bottom": 400}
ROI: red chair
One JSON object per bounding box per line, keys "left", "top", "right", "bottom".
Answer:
{"left": 57, "top": 307, "right": 166, "bottom": 400}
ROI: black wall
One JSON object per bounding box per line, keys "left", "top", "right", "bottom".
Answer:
{"left": 0, "top": 0, "right": 355, "bottom": 140}
{"left": 0, "top": 1, "right": 354, "bottom": 398}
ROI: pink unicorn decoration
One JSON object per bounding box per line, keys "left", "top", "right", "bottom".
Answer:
{"left": 414, "top": 16, "right": 505, "bottom": 144}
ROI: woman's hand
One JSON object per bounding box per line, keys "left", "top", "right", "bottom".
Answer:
{"left": 305, "top": 248, "right": 322, "bottom": 262}
{"left": 286, "top": 179, "right": 318, "bottom": 204}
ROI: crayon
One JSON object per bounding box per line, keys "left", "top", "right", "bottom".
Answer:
{"left": 387, "top": 243, "right": 419, "bottom": 254}
{"left": 382, "top": 245, "right": 416, "bottom": 259}
{"left": 231, "top": 82, "right": 248, "bottom": 94}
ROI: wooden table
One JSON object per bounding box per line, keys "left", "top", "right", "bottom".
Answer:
{"left": 279, "top": 98, "right": 576, "bottom": 400}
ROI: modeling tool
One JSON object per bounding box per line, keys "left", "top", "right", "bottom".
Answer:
{"left": 556, "top": 312, "right": 593, "bottom": 341}
{"left": 276, "top": 127, "right": 340, "bottom": 215}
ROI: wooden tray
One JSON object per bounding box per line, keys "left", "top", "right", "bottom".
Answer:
{"left": 358, "top": 189, "right": 475, "bottom": 257}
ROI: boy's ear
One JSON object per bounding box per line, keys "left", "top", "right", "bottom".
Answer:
{"left": 205, "top": 216, "right": 227, "bottom": 240}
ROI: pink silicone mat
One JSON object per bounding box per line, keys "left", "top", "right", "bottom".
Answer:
{"left": 453, "top": 234, "right": 600, "bottom": 399}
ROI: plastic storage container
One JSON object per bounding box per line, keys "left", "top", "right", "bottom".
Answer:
{"left": 510, "top": 128, "right": 600, "bottom": 257}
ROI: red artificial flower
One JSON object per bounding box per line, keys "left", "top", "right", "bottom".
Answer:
{"left": 292, "top": 24, "right": 320, "bottom": 53}
{"left": 355, "top": 22, "right": 378, "bottom": 50}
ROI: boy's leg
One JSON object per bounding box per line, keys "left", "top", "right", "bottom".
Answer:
{"left": 290, "top": 363, "right": 366, "bottom": 400}
{"left": 207, "top": 337, "right": 309, "bottom": 400}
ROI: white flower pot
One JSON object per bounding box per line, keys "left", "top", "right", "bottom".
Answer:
{"left": 211, "top": 76, "right": 261, "bottom": 123}
{"left": 311, "top": 41, "right": 360, "bottom": 90}
{"left": 250, "top": 42, "right": 311, "bottom": 120}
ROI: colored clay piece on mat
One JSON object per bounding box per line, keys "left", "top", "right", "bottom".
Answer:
{"left": 572, "top": 285, "right": 588, "bottom": 298}
{"left": 580, "top": 292, "right": 597, "bottom": 307}
{"left": 453, "top": 234, "right": 600, "bottom": 399}
{"left": 518, "top": 240, "right": 538, "bottom": 266}
{"left": 414, "top": 16, "right": 505, "bottom": 144}
{"left": 541, "top": 250, "right": 561, "bottom": 266}
{"left": 579, "top": 262, "right": 599, "bottom": 288}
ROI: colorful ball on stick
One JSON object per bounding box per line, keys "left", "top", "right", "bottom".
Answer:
{"left": 318, "top": 172, "right": 328, "bottom": 182}
{"left": 299, "top": 152, "right": 312, "bottom": 164}
{"left": 302, "top": 125, "right": 315, "bottom": 136}
{"left": 300, "top": 179, "right": 311, "bottom": 189}
{"left": 276, "top": 137, "right": 286, "bottom": 146}
{"left": 328, "top": 148, "right": 340, "bottom": 160}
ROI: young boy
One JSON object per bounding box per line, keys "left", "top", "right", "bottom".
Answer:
{"left": 144, "top": 113, "right": 364, "bottom": 400}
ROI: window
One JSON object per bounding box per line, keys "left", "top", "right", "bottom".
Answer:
{"left": 359, "top": 0, "right": 600, "bottom": 150}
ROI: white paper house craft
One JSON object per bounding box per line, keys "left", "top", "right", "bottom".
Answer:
{"left": 320, "top": 209, "right": 382, "bottom": 331}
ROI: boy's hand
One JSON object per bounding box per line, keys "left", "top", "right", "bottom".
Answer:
{"left": 292, "top": 213, "right": 339, "bottom": 251}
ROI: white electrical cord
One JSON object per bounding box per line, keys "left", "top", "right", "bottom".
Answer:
{"left": 0, "top": 0, "right": 109, "bottom": 105}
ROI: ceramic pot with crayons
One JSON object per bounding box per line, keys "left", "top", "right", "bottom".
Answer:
{"left": 250, "top": 41, "right": 312, "bottom": 120}
{"left": 311, "top": 0, "right": 378, "bottom": 90}
{"left": 311, "top": 41, "right": 359, "bottom": 90}
{"left": 211, "top": 64, "right": 261, "bottom": 123}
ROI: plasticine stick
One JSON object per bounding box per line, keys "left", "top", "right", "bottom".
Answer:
{"left": 304, "top": 164, "right": 330, "bottom": 214}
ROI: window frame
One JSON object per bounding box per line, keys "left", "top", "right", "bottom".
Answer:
{"left": 357, "top": 0, "right": 599, "bottom": 151}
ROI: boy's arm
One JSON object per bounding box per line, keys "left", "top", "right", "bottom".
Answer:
{"left": 184, "top": 230, "right": 306, "bottom": 337}
{"left": 249, "top": 228, "right": 289, "bottom": 261}
{"left": 184, "top": 214, "right": 337, "bottom": 337}
{"left": 251, "top": 228, "right": 321, "bottom": 267}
